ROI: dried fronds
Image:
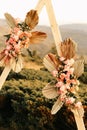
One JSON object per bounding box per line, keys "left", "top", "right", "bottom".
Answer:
{"left": 25, "top": 10, "right": 39, "bottom": 30}
{"left": 43, "top": 53, "right": 61, "bottom": 72}
{"left": 30, "top": 31, "right": 47, "bottom": 44}
{"left": 4, "top": 13, "right": 16, "bottom": 28}
{"left": 60, "top": 38, "right": 77, "bottom": 59}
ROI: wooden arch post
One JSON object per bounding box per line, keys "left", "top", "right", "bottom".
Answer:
{"left": 35, "top": 1, "right": 86, "bottom": 130}
{"left": 35, "top": 0, "right": 62, "bottom": 56}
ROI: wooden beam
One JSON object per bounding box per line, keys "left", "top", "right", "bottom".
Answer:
{"left": 35, "top": 1, "right": 86, "bottom": 130}
{"left": 35, "top": 0, "right": 62, "bottom": 56}
{"left": 45, "top": 0, "right": 62, "bottom": 56}
{"left": 35, "top": 0, "right": 45, "bottom": 14}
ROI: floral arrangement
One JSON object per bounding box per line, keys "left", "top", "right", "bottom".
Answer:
{"left": 0, "top": 10, "right": 47, "bottom": 72}
{"left": 42, "top": 38, "right": 85, "bottom": 130}
{"left": 42, "top": 53, "right": 84, "bottom": 115}
{"left": 0, "top": 9, "right": 47, "bottom": 90}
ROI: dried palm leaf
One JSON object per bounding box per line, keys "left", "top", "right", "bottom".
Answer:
{"left": 42, "top": 82, "right": 58, "bottom": 99}
{"left": 71, "top": 106, "right": 84, "bottom": 117}
{"left": 60, "top": 38, "right": 77, "bottom": 59}
{"left": 76, "top": 107, "right": 84, "bottom": 117}
{"left": 71, "top": 107, "right": 85, "bottom": 130}
{"left": 0, "top": 51, "right": 5, "bottom": 62}
{"left": 73, "top": 58, "right": 84, "bottom": 78}
{"left": 0, "top": 57, "right": 5, "bottom": 66}
{"left": 48, "top": 53, "right": 61, "bottom": 67}
{"left": 30, "top": 31, "right": 47, "bottom": 44}
{"left": 43, "top": 53, "right": 61, "bottom": 72}
{"left": 43, "top": 54, "right": 57, "bottom": 72}
{"left": 43, "top": 55, "right": 56, "bottom": 72}
{"left": 4, "top": 13, "right": 16, "bottom": 28}
{"left": 51, "top": 98, "right": 64, "bottom": 114}
{"left": 0, "top": 50, "right": 8, "bottom": 66}
{"left": 11, "top": 55, "right": 23, "bottom": 73}
{"left": 25, "top": 10, "right": 39, "bottom": 29}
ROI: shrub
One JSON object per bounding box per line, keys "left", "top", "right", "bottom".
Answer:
{"left": 0, "top": 66, "right": 87, "bottom": 130}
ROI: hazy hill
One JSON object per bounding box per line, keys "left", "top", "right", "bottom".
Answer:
{"left": 0, "top": 19, "right": 87, "bottom": 57}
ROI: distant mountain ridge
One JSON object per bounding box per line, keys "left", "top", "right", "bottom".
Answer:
{"left": 61, "top": 23, "right": 87, "bottom": 32}
{"left": 0, "top": 19, "right": 87, "bottom": 56}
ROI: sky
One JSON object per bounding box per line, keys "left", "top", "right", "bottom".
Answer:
{"left": 0, "top": 0, "right": 87, "bottom": 26}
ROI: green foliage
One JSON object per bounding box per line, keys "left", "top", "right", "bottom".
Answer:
{"left": 84, "top": 64, "right": 87, "bottom": 71}
{"left": 78, "top": 64, "right": 87, "bottom": 106}
{"left": 0, "top": 81, "right": 54, "bottom": 130}
{"left": 0, "top": 68, "right": 55, "bottom": 130}
{"left": 0, "top": 65, "right": 87, "bottom": 130}
{"left": 79, "top": 72, "right": 87, "bottom": 84}
{"left": 7, "top": 68, "right": 54, "bottom": 83}
{"left": 49, "top": 46, "right": 57, "bottom": 55}
{"left": 79, "top": 64, "right": 87, "bottom": 84}
{"left": 24, "top": 49, "right": 43, "bottom": 65}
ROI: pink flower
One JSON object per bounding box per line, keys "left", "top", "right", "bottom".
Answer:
{"left": 71, "top": 79, "right": 77, "bottom": 84}
{"left": 65, "top": 72, "right": 70, "bottom": 79}
{"left": 58, "top": 87, "right": 67, "bottom": 95}
{"left": 52, "top": 70, "right": 58, "bottom": 77}
{"left": 14, "top": 44, "right": 20, "bottom": 53}
{"left": 76, "top": 80, "right": 80, "bottom": 86}
{"left": 6, "top": 45, "right": 12, "bottom": 50}
{"left": 12, "top": 27, "right": 20, "bottom": 34}
{"left": 60, "top": 94, "right": 66, "bottom": 101}
{"left": 65, "top": 97, "right": 75, "bottom": 105}
{"left": 11, "top": 27, "right": 22, "bottom": 39}
{"left": 65, "top": 83, "right": 70, "bottom": 89}
{"left": 75, "top": 102, "right": 82, "bottom": 108}
{"left": 60, "top": 73, "right": 66, "bottom": 81}
{"left": 68, "top": 68, "right": 74, "bottom": 74}
{"left": 64, "top": 59, "right": 74, "bottom": 66}
{"left": 69, "top": 86, "right": 76, "bottom": 94}
{"left": 11, "top": 34, "right": 19, "bottom": 41}
{"left": 56, "top": 81, "right": 64, "bottom": 87}
{"left": 64, "top": 65, "right": 70, "bottom": 71}
{"left": 59, "top": 57, "right": 65, "bottom": 61}
{"left": 11, "top": 51, "right": 17, "bottom": 57}
{"left": 7, "top": 37, "right": 16, "bottom": 44}
{"left": 59, "top": 85, "right": 67, "bottom": 93}
{"left": 4, "top": 50, "right": 9, "bottom": 55}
